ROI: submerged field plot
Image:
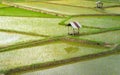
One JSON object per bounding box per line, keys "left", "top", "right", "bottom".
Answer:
{"left": 0, "top": 32, "right": 44, "bottom": 47}
{"left": 105, "top": 7, "right": 120, "bottom": 14}
{"left": 65, "top": 16, "right": 120, "bottom": 28}
{"left": 13, "top": 2, "right": 103, "bottom": 15}
{"left": 79, "top": 30, "right": 120, "bottom": 44}
{"left": 0, "top": 40, "right": 108, "bottom": 74}
{"left": 0, "top": 16, "right": 64, "bottom": 36}
{"left": 12, "top": 54, "right": 120, "bottom": 75}
{"left": 0, "top": 16, "right": 102, "bottom": 37}
{"left": 46, "top": 0, "right": 120, "bottom": 8}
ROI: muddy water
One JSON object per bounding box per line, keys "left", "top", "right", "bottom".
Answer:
{"left": 11, "top": 54, "right": 120, "bottom": 75}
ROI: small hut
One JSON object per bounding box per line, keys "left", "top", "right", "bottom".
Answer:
{"left": 66, "top": 21, "right": 82, "bottom": 35}
{"left": 96, "top": 1, "right": 103, "bottom": 8}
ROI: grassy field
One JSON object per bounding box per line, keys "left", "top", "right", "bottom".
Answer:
{"left": 14, "top": 2, "right": 103, "bottom": 15}
{"left": 79, "top": 30, "right": 120, "bottom": 44}
{"left": 0, "top": 7, "right": 60, "bottom": 17}
{"left": 66, "top": 16, "right": 120, "bottom": 28}
{"left": 0, "top": 41, "right": 108, "bottom": 73}
{"left": 46, "top": 0, "right": 120, "bottom": 8}
{"left": 0, "top": 32, "right": 44, "bottom": 48}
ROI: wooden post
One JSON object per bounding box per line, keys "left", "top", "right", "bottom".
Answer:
{"left": 78, "top": 28, "right": 80, "bottom": 34}
{"left": 73, "top": 28, "right": 75, "bottom": 35}
{"left": 68, "top": 26, "right": 69, "bottom": 34}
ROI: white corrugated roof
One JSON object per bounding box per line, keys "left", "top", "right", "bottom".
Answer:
{"left": 70, "top": 21, "right": 82, "bottom": 29}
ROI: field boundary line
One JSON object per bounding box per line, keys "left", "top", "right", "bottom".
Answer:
{"left": 0, "top": 35, "right": 114, "bottom": 53}
{"left": 0, "top": 29, "right": 49, "bottom": 37}
{"left": 0, "top": 37, "right": 61, "bottom": 53}
{"left": 41, "top": 1, "right": 94, "bottom": 9}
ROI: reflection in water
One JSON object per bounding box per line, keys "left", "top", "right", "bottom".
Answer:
{"left": 12, "top": 54, "right": 120, "bottom": 75}
{"left": 64, "top": 47, "right": 79, "bottom": 54}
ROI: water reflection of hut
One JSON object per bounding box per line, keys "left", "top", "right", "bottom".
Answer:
{"left": 66, "top": 21, "right": 82, "bottom": 35}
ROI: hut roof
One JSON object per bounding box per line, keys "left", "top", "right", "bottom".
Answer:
{"left": 96, "top": 1, "right": 103, "bottom": 4}
{"left": 67, "top": 21, "right": 82, "bottom": 29}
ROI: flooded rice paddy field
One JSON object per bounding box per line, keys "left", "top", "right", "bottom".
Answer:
{"left": 105, "top": 7, "right": 120, "bottom": 14}
{"left": 14, "top": 2, "right": 103, "bottom": 15}
{"left": 11, "top": 54, "right": 120, "bottom": 75}
{"left": 0, "top": 16, "right": 102, "bottom": 37}
{"left": 0, "top": 41, "right": 108, "bottom": 73}
{"left": 46, "top": 0, "right": 119, "bottom": 8}
{"left": 0, "top": 0, "right": 120, "bottom": 75}
{"left": 0, "top": 16, "right": 64, "bottom": 36}
{"left": 0, "top": 32, "right": 44, "bottom": 47}
{"left": 79, "top": 30, "right": 120, "bottom": 44}
{"left": 66, "top": 16, "right": 120, "bottom": 28}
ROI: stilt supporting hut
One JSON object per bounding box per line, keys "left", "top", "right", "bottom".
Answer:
{"left": 66, "top": 21, "right": 82, "bottom": 35}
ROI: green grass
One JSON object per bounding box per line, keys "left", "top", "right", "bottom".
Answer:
{"left": 79, "top": 30, "right": 120, "bottom": 44}
{"left": 14, "top": 2, "right": 103, "bottom": 15}
{"left": 46, "top": 0, "right": 120, "bottom": 8}
{"left": 0, "top": 16, "right": 102, "bottom": 37}
{"left": 0, "top": 7, "right": 60, "bottom": 18}
{"left": 0, "top": 41, "right": 108, "bottom": 73}
{"left": 66, "top": 16, "right": 120, "bottom": 28}
{"left": 0, "top": 32, "right": 44, "bottom": 48}
{"left": 0, "top": 4, "right": 8, "bottom": 7}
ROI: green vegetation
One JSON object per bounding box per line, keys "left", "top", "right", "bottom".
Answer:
{"left": 0, "top": 4, "right": 8, "bottom": 7}
{"left": 0, "top": 41, "right": 108, "bottom": 73}
{"left": 66, "top": 16, "right": 120, "bottom": 28}
{"left": 79, "top": 30, "right": 120, "bottom": 44}
{"left": 0, "top": 7, "right": 60, "bottom": 18}
{"left": 14, "top": 2, "right": 103, "bottom": 15}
